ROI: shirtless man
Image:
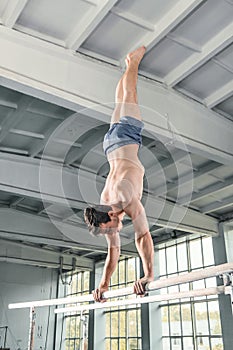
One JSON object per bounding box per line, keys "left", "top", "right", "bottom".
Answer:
{"left": 84, "top": 46, "right": 154, "bottom": 302}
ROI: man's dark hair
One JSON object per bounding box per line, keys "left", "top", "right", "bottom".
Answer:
{"left": 84, "top": 205, "right": 112, "bottom": 236}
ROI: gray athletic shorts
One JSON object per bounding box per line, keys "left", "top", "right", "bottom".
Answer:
{"left": 103, "top": 116, "right": 144, "bottom": 155}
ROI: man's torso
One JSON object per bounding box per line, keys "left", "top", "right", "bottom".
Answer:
{"left": 101, "top": 144, "right": 144, "bottom": 210}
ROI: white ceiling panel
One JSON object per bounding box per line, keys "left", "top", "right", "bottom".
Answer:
{"left": 0, "top": 105, "right": 15, "bottom": 124}
{"left": 0, "top": 85, "right": 21, "bottom": 103}
{"left": 13, "top": 112, "right": 54, "bottom": 134}
{"left": 214, "top": 204, "right": 233, "bottom": 216}
{"left": 141, "top": 38, "right": 194, "bottom": 78}
{"left": 172, "top": 0, "right": 233, "bottom": 46}
{"left": 115, "top": 0, "right": 175, "bottom": 23}
{"left": 194, "top": 175, "right": 225, "bottom": 191}
{"left": 81, "top": 13, "right": 148, "bottom": 59}
{"left": 215, "top": 96, "right": 233, "bottom": 117}
{"left": 16, "top": 0, "right": 91, "bottom": 40}
{"left": 1, "top": 133, "right": 31, "bottom": 149}
{"left": 178, "top": 60, "right": 233, "bottom": 99}
{"left": 216, "top": 44, "right": 233, "bottom": 70}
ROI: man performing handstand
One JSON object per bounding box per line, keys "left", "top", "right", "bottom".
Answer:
{"left": 84, "top": 46, "right": 154, "bottom": 302}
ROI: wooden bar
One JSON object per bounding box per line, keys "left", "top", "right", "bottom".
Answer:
{"left": 8, "top": 263, "right": 233, "bottom": 310}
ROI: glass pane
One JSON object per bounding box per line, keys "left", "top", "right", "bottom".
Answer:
{"left": 70, "top": 317, "right": 76, "bottom": 338}
{"left": 119, "top": 260, "right": 125, "bottom": 284}
{"left": 71, "top": 276, "right": 77, "bottom": 294}
{"left": 202, "top": 238, "right": 214, "bottom": 266}
{"left": 111, "top": 265, "right": 118, "bottom": 285}
{"left": 171, "top": 337, "right": 182, "bottom": 350}
{"left": 75, "top": 339, "right": 80, "bottom": 350}
{"left": 194, "top": 302, "right": 209, "bottom": 335}
{"left": 193, "top": 279, "right": 206, "bottom": 301}
{"left": 83, "top": 271, "right": 89, "bottom": 291}
{"left": 128, "top": 258, "right": 136, "bottom": 282}
{"left": 162, "top": 337, "right": 170, "bottom": 350}
{"left": 168, "top": 284, "right": 180, "bottom": 303}
{"left": 208, "top": 301, "right": 222, "bottom": 335}
{"left": 169, "top": 305, "right": 181, "bottom": 336}
{"left": 179, "top": 281, "right": 190, "bottom": 292}
{"left": 111, "top": 313, "right": 119, "bottom": 337}
{"left": 211, "top": 338, "right": 223, "bottom": 350}
{"left": 159, "top": 248, "right": 166, "bottom": 275}
{"left": 128, "top": 310, "right": 137, "bottom": 337}
{"left": 111, "top": 339, "right": 118, "bottom": 350}
{"left": 69, "top": 340, "right": 74, "bottom": 350}
{"left": 196, "top": 336, "right": 210, "bottom": 350}
{"left": 136, "top": 257, "right": 140, "bottom": 280}
{"left": 162, "top": 307, "right": 169, "bottom": 335}
{"left": 77, "top": 273, "right": 82, "bottom": 293}
{"left": 66, "top": 317, "right": 71, "bottom": 338}
{"left": 105, "top": 339, "right": 110, "bottom": 350}
{"left": 128, "top": 338, "right": 138, "bottom": 350}
{"left": 190, "top": 240, "right": 203, "bottom": 269}
{"left": 181, "top": 304, "right": 193, "bottom": 335}
{"left": 119, "top": 339, "right": 126, "bottom": 350}
{"left": 119, "top": 311, "right": 126, "bottom": 337}
{"left": 177, "top": 243, "right": 188, "bottom": 272}
{"left": 75, "top": 318, "right": 80, "bottom": 338}
{"left": 183, "top": 337, "right": 194, "bottom": 350}
{"left": 166, "top": 246, "right": 177, "bottom": 274}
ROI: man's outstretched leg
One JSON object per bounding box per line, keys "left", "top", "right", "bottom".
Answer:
{"left": 121, "top": 46, "right": 146, "bottom": 120}
{"left": 111, "top": 46, "right": 146, "bottom": 124}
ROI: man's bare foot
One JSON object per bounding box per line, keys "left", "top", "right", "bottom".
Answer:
{"left": 126, "top": 46, "right": 146, "bottom": 66}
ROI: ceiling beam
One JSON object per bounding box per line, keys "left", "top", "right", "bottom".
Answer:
{"left": 201, "top": 195, "right": 233, "bottom": 214}
{"left": 165, "top": 21, "right": 233, "bottom": 86}
{"left": 2, "top": 0, "right": 29, "bottom": 28}
{"left": 0, "top": 95, "right": 32, "bottom": 143}
{"left": 110, "top": 7, "right": 154, "bottom": 31}
{"left": 152, "top": 162, "right": 222, "bottom": 196}
{"left": 10, "top": 128, "right": 44, "bottom": 139}
{"left": 0, "top": 99, "right": 17, "bottom": 109}
{"left": 178, "top": 175, "right": 233, "bottom": 205}
{"left": 66, "top": 0, "right": 119, "bottom": 50}
{"left": 204, "top": 80, "right": 233, "bottom": 108}
{"left": 0, "top": 229, "right": 107, "bottom": 254}
{"left": 0, "top": 153, "right": 219, "bottom": 235}
{"left": 0, "top": 26, "right": 232, "bottom": 165}
{"left": 166, "top": 33, "right": 202, "bottom": 52}
{"left": 0, "top": 239, "right": 93, "bottom": 270}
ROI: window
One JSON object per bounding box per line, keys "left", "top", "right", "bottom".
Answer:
{"left": 105, "top": 257, "right": 142, "bottom": 350}
{"left": 159, "top": 236, "right": 223, "bottom": 350}
{"left": 64, "top": 271, "right": 90, "bottom": 350}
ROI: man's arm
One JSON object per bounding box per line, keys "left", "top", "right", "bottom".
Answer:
{"left": 92, "top": 232, "right": 120, "bottom": 302}
{"left": 123, "top": 198, "right": 154, "bottom": 294}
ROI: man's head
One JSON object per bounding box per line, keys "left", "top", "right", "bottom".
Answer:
{"left": 84, "top": 205, "right": 123, "bottom": 236}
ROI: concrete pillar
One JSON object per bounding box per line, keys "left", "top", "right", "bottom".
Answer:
{"left": 212, "top": 223, "right": 233, "bottom": 350}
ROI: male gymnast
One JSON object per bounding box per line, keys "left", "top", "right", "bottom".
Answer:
{"left": 84, "top": 46, "right": 154, "bottom": 302}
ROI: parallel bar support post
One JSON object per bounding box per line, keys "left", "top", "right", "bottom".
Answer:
{"left": 140, "top": 262, "right": 151, "bottom": 350}
{"left": 28, "top": 307, "right": 35, "bottom": 350}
